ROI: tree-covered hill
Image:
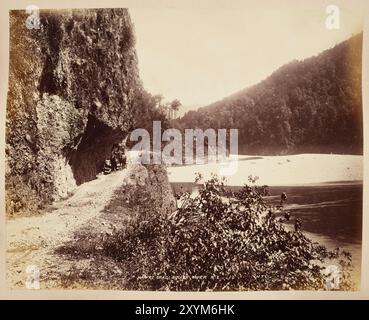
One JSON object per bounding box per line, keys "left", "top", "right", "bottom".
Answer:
{"left": 176, "top": 33, "right": 363, "bottom": 155}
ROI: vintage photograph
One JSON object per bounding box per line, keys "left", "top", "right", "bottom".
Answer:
{"left": 5, "top": 3, "right": 363, "bottom": 291}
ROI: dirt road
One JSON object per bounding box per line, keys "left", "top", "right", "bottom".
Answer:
{"left": 6, "top": 169, "right": 129, "bottom": 289}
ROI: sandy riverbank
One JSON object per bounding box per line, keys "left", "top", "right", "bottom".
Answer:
{"left": 167, "top": 154, "right": 363, "bottom": 186}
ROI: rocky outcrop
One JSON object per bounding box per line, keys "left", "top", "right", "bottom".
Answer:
{"left": 124, "top": 163, "right": 176, "bottom": 214}
{"left": 6, "top": 9, "right": 141, "bottom": 215}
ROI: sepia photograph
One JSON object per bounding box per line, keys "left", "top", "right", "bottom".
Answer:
{"left": 2, "top": 0, "right": 367, "bottom": 295}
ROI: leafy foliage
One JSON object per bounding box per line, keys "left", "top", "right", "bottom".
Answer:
{"left": 103, "top": 174, "right": 353, "bottom": 291}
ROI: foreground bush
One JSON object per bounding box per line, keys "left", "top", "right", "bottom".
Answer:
{"left": 104, "top": 174, "right": 353, "bottom": 291}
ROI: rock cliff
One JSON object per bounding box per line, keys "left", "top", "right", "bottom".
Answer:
{"left": 6, "top": 9, "right": 142, "bottom": 215}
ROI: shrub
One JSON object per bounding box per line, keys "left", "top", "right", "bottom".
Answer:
{"left": 103, "top": 174, "right": 353, "bottom": 291}
{"left": 6, "top": 175, "right": 40, "bottom": 217}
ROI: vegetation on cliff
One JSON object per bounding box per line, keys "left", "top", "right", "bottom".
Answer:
{"left": 6, "top": 9, "right": 168, "bottom": 216}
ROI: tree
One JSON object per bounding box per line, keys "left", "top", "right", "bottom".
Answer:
{"left": 169, "top": 99, "right": 182, "bottom": 119}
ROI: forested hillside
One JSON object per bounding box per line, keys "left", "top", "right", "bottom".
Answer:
{"left": 176, "top": 33, "right": 363, "bottom": 155}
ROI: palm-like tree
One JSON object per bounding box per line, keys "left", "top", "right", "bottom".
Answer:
{"left": 169, "top": 99, "right": 181, "bottom": 119}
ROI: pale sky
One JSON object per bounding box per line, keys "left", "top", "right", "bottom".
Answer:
{"left": 130, "top": 2, "right": 363, "bottom": 107}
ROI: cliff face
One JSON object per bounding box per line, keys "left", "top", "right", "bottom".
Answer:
{"left": 6, "top": 9, "right": 141, "bottom": 215}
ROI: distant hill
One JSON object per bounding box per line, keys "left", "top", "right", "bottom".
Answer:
{"left": 177, "top": 33, "right": 363, "bottom": 155}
